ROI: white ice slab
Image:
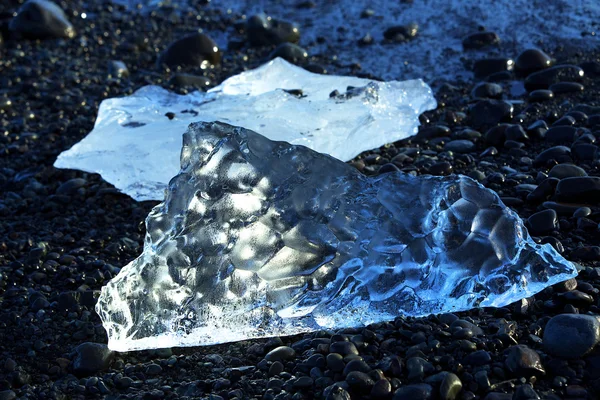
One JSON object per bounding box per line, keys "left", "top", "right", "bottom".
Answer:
{"left": 54, "top": 58, "right": 436, "bottom": 201}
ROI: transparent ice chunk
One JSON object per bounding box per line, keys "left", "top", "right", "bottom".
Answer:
{"left": 54, "top": 58, "right": 436, "bottom": 201}
{"left": 96, "top": 122, "right": 578, "bottom": 352}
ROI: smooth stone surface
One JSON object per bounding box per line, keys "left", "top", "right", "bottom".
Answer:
{"left": 158, "top": 33, "right": 221, "bottom": 68}
{"left": 548, "top": 164, "right": 587, "bottom": 179}
{"left": 440, "top": 372, "right": 462, "bottom": 400}
{"left": 504, "top": 345, "right": 545, "bottom": 377}
{"left": 528, "top": 90, "right": 554, "bottom": 102}
{"left": 533, "top": 146, "right": 571, "bottom": 166}
{"left": 393, "top": 383, "right": 434, "bottom": 400}
{"left": 443, "top": 140, "right": 475, "bottom": 153}
{"left": 472, "top": 58, "right": 513, "bottom": 79}
{"left": 543, "top": 314, "right": 600, "bottom": 359}
{"left": 265, "top": 346, "right": 296, "bottom": 362}
{"left": 247, "top": 14, "right": 300, "bottom": 46}
{"left": 384, "top": 23, "right": 419, "bottom": 41}
{"left": 169, "top": 73, "right": 211, "bottom": 88}
{"left": 544, "top": 126, "right": 577, "bottom": 144}
{"left": 471, "top": 82, "right": 503, "bottom": 99}
{"left": 462, "top": 32, "right": 499, "bottom": 49}
{"left": 555, "top": 177, "right": 600, "bottom": 203}
{"left": 269, "top": 43, "right": 308, "bottom": 63}
{"left": 72, "top": 342, "right": 114, "bottom": 377}
{"left": 470, "top": 100, "right": 513, "bottom": 127}
{"left": 549, "top": 82, "right": 585, "bottom": 94}
{"left": 524, "top": 65, "right": 584, "bottom": 91}
{"left": 9, "top": 0, "right": 75, "bottom": 39}
{"left": 526, "top": 209, "right": 558, "bottom": 236}
{"left": 514, "top": 49, "right": 552, "bottom": 74}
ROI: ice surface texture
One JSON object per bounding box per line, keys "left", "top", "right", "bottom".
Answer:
{"left": 97, "top": 122, "right": 578, "bottom": 352}
{"left": 54, "top": 58, "right": 435, "bottom": 201}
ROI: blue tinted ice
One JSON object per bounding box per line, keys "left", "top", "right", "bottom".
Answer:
{"left": 54, "top": 58, "right": 435, "bottom": 201}
{"left": 97, "top": 122, "right": 578, "bottom": 351}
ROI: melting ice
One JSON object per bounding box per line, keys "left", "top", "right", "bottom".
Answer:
{"left": 96, "top": 122, "right": 578, "bottom": 352}
{"left": 54, "top": 58, "right": 436, "bottom": 201}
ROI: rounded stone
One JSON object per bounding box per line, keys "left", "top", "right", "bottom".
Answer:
{"left": 9, "top": 0, "right": 75, "bottom": 39}
{"left": 440, "top": 373, "right": 462, "bottom": 400}
{"left": 265, "top": 346, "right": 296, "bottom": 362}
{"left": 548, "top": 164, "right": 587, "bottom": 179}
{"left": 471, "top": 82, "right": 503, "bottom": 99}
{"left": 158, "top": 33, "right": 221, "bottom": 69}
{"left": 462, "top": 32, "right": 499, "bottom": 49}
{"left": 270, "top": 43, "right": 308, "bottom": 64}
{"left": 246, "top": 14, "right": 300, "bottom": 46}
{"left": 543, "top": 314, "right": 600, "bottom": 359}
{"left": 515, "top": 49, "right": 552, "bottom": 74}
{"left": 393, "top": 383, "right": 434, "bottom": 400}
{"left": 504, "top": 345, "right": 545, "bottom": 377}
{"left": 72, "top": 342, "right": 114, "bottom": 377}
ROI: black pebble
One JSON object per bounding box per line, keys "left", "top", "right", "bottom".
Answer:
{"left": 548, "top": 164, "right": 586, "bottom": 179}
{"left": 471, "top": 82, "right": 503, "bottom": 99}
{"left": 72, "top": 342, "right": 114, "bottom": 377}
{"left": 158, "top": 33, "right": 221, "bottom": 69}
{"left": 246, "top": 14, "right": 300, "bottom": 46}
{"left": 384, "top": 23, "right": 418, "bottom": 42}
{"left": 9, "top": 0, "right": 75, "bottom": 39}
{"left": 472, "top": 58, "right": 513, "bottom": 79}
{"left": 554, "top": 176, "right": 600, "bottom": 203}
{"left": 462, "top": 32, "right": 499, "bottom": 49}
{"left": 169, "top": 73, "right": 211, "bottom": 89}
{"left": 543, "top": 314, "right": 600, "bottom": 359}
{"left": 264, "top": 346, "right": 295, "bottom": 362}
{"left": 270, "top": 43, "right": 308, "bottom": 64}
{"left": 514, "top": 49, "right": 552, "bottom": 75}
{"left": 504, "top": 345, "right": 545, "bottom": 377}
{"left": 470, "top": 100, "right": 513, "bottom": 128}
{"left": 393, "top": 383, "right": 433, "bottom": 400}
{"left": 526, "top": 209, "right": 558, "bottom": 235}
{"left": 549, "top": 82, "right": 584, "bottom": 94}
{"left": 524, "top": 65, "right": 584, "bottom": 91}
{"left": 533, "top": 146, "right": 571, "bottom": 166}
{"left": 528, "top": 90, "right": 553, "bottom": 102}
{"left": 544, "top": 126, "right": 577, "bottom": 144}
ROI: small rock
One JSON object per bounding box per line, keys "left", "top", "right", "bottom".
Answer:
{"left": 246, "top": 14, "right": 300, "bottom": 46}
{"left": 444, "top": 140, "right": 474, "bottom": 153}
{"left": 472, "top": 58, "right": 513, "bottom": 79}
{"left": 524, "top": 65, "right": 584, "bottom": 91}
{"left": 169, "top": 73, "right": 211, "bottom": 89}
{"left": 548, "top": 164, "right": 587, "bottom": 179}
{"left": 384, "top": 23, "right": 418, "bottom": 41}
{"left": 470, "top": 100, "right": 513, "bottom": 127}
{"left": 393, "top": 383, "right": 433, "bottom": 400}
{"left": 270, "top": 43, "right": 308, "bottom": 64}
{"left": 504, "top": 345, "right": 545, "bottom": 377}
{"left": 108, "top": 61, "right": 129, "bottom": 78}
{"left": 527, "top": 209, "right": 558, "bottom": 235}
{"left": 439, "top": 373, "right": 462, "bottom": 400}
{"left": 158, "top": 33, "right": 221, "bottom": 69}
{"left": 533, "top": 146, "right": 571, "bottom": 166}
{"left": 462, "top": 32, "right": 499, "bottom": 49}
{"left": 9, "top": 0, "right": 75, "bottom": 39}
{"left": 471, "top": 82, "right": 503, "bottom": 99}
{"left": 72, "top": 342, "right": 114, "bottom": 377}
{"left": 56, "top": 178, "right": 86, "bottom": 195}
{"left": 346, "top": 371, "right": 375, "bottom": 392}
{"left": 265, "top": 346, "right": 295, "bottom": 362}
{"left": 543, "top": 314, "right": 600, "bottom": 358}
{"left": 371, "top": 379, "right": 392, "bottom": 398}
{"left": 554, "top": 177, "right": 600, "bottom": 203}
{"left": 549, "top": 82, "right": 584, "bottom": 94}
{"left": 544, "top": 126, "right": 577, "bottom": 144}
{"left": 514, "top": 49, "right": 552, "bottom": 75}
{"left": 528, "top": 90, "right": 554, "bottom": 102}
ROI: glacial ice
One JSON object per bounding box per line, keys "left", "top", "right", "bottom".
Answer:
{"left": 96, "top": 121, "right": 578, "bottom": 352}
{"left": 54, "top": 58, "right": 436, "bottom": 201}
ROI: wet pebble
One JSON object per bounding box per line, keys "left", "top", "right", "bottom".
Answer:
{"left": 169, "top": 73, "right": 211, "bottom": 89}
{"left": 108, "top": 60, "right": 129, "bottom": 79}
{"left": 554, "top": 176, "right": 600, "bottom": 203}
{"left": 524, "top": 65, "right": 584, "bottom": 91}
{"left": 371, "top": 379, "right": 392, "bottom": 398}
{"left": 346, "top": 371, "right": 375, "bottom": 392}
{"left": 444, "top": 140, "right": 475, "bottom": 153}
{"left": 440, "top": 373, "right": 462, "bottom": 400}
{"left": 544, "top": 126, "right": 577, "bottom": 144}
{"left": 470, "top": 100, "right": 513, "bottom": 127}
{"left": 384, "top": 23, "right": 418, "bottom": 42}
{"left": 9, "top": 0, "right": 75, "bottom": 39}
{"left": 549, "top": 82, "right": 585, "bottom": 94}
{"left": 548, "top": 164, "right": 587, "bottom": 179}
{"left": 472, "top": 58, "right": 513, "bottom": 79}
{"left": 471, "top": 82, "right": 503, "bottom": 99}
{"left": 265, "top": 346, "right": 295, "bottom": 362}
{"left": 270, "top": 43, "right": 308, "bottom": 64}
{"left": 393, "top": 383, "right": 433, "bottom": 400}
{"left": 543, "top": 314, "right": 600, "bottom": 358}
{"left": 526, "top": 209, "right": 558, "bottom": 235}
{"left": 246, "top": 14, "right": 300, "bottom": 46}
{"left": 158, "top": 33, "right": 221, "bottom": 69}
{"left": 533, "top": 146, "right": 571, "bottom": 166}
{"left": 528, "top": 90, "right": 554, "bottom": 102}
{"left": 514, "top": 49, "right": 552, "bottom": 75}
{"left": 72, "top": 342, "right": 114, "bottom": 377}
{"left": 462, "top": 32, "right": 499, "bottom": 49}
{"left": 504, "top": 345, "right": 545, "bottom": 377}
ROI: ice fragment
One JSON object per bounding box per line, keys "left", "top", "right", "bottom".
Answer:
{"left": 97, "top": 122, "right": 578, "bottom": 351}
{"left": 54, "top": 58, "right": 436, "bottom": 201}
